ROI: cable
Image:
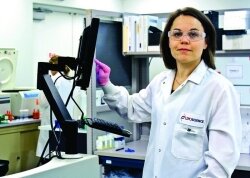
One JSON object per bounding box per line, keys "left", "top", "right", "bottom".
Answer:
{"left": 59, "top": 71, "right": 74, "bottom": 80}
{"left": 148, "top": 57, "right": 153, "bottom": 66}
{"left": 37, "top": 75, "right": 67, "bottom": 166}
{"left": 36, "top": 120, "right": 61, "bottom": 166}
{"left": 38, "top": 65, "right": 86, "bottom": 164}
{"left": 49, "top": 68, "right": 82, "bottom": 159}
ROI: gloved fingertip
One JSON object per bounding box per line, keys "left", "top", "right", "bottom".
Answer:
{"left": 98, "top": 69, "right": 104, "bottom": 76}
{"left": 94, "top": 58, "right": 101, "bottom": 64}
{"left": 96, "top": 65, "right": 100, "bottom": 72}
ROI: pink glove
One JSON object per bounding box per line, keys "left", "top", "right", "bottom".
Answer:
{"left": 95, "top": 59, "right": 111, "bottom": 86}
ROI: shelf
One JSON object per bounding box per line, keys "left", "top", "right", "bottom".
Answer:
{"left": 216, "top": 50, "right": 250, "bottom": 56}
{"left": 123, "top": 51, "right": 160, "bottom": 57}
{"left": 95, "top": 139, "right": 250, "bottom": 171}
{"left": 96, "top": 105, "right": 110, "bottom": 112}
{"left": 94, "top": 140, "right": 147, "bottom": 160}
{"left": 237, "top": 153, "right": 250, "bottom": 171}
{"left": 0, "top": 119, "right": 40, "bottom": 128}
{"left": 240, "top": 105, "right": 250, "bottom": 109}
{"left": 124, "top": 50, "right": 250, "bottom": 58}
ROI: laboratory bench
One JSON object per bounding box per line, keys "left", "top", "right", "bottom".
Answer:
{"left": 95, "top": 140, "right": 146, "bottom": 177}
{"left": 0, "top": 119, "right": 40, "bottom": 128}
{"left": 0, "top": 119, "right": 40, "bottom": 175}
{"left": 95, "top": 140, "right": 147, "bottom": 160}
{"left": 95, "top": 139, "right": 250, "bottom": 177}
{"left": 232, "top": 153, "right": 250, "bottom": 177}
{"left": 4, "top": 154, "right": 100, "bottom": 178}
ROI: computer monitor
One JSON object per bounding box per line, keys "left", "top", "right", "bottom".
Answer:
{"left": 37, "top": 18, "right": 100, "bottom": 156}
{"left": 75, "top": 18, "right": 99, "bottom": 90}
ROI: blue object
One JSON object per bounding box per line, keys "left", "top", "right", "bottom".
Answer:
{"left": 24, "top": 92, "right": 39, "bottom": 98}
{"left": 54, "top": 120, "right": 61, "bottom": 128}
{"left": 125, "top": 148, "right": 135, "bottom": 152}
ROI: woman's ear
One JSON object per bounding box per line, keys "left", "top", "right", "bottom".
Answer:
{"left": 203, "top": 39, "right": 208, "bottom": 50}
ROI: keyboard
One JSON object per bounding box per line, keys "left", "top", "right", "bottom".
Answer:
{"left": 84, "top": 118, "right": 132, "bottom": 137}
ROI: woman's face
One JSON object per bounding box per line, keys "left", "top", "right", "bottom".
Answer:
{"left": 169, "top": 15, "right": 207, "bottom": 67}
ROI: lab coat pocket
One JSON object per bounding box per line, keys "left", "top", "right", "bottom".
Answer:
{"left": 171, "top": 123, "right": 204, "bottom": 160}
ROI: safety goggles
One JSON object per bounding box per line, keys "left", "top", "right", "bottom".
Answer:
{"left": 168, "top": 30, "right": 206, "bottom": 42}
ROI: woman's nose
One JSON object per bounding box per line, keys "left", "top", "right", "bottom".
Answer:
{"left": 180, "top": 35, "right": 190, "bottom": 43}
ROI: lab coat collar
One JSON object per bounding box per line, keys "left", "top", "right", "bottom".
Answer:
{"left": 187, "top": 60, "right": 208, "bottom": 85}
{"left": 160, "top": 60, "right": 208, "bottom": 93}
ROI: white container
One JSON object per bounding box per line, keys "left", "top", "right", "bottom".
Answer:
{"left": 222, "top": 34, "right": 250, "bottom": 50}
{"left": 235, "top": 86, "right": 250, "bottom": 106}
{"left": 215, "top": 57, "right": 250, "bottom": 85}
{"left": 114, "top": 135, "right": 125, "bottom": 151}
{"left": 96, "top": 136, "right": 104, "bottom": 150}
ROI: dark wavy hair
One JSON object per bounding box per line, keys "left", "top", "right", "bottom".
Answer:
{"left": 160, "top": 7, "right": 216, "bottom": 69}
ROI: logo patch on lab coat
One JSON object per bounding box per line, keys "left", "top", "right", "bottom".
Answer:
{"left": 180, "top": 112, "right": 204, "bottom": 128}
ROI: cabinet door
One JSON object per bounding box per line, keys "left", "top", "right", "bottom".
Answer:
{"left": 20, "top": 130, "right": 39, "bottom": 172}
{"left": 0, "top": 132, "right": 21, "bottom": 174}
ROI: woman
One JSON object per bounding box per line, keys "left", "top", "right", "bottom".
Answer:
{"left": 95, "top": 7, "right": 241, "bottom": 178}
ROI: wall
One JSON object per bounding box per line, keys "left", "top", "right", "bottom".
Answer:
{"left": 32, "top": 11, "right": 85, "bottom": 85}
{"left": 0, "top": 0, "right": 33, "bottom": 88}
{"left": 122, "top": 0, "right": 250, "bottom": 14}
{"left": 33, "top": 0, "right": 123, "bottom": 13}
{"left": 0, "top": 0, "right": 123, "bottom": 88}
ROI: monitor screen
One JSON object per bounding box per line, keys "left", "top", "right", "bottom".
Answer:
{"left": 76, "top": 18, "right": 100, "bottom": 90}
{"left": 95, "top": 21, "right": 131, "bottom": 87}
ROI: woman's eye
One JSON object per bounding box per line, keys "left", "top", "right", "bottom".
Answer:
{"left": 188, "top": 32, "right": 199, "bottom": 38}
{"left": 173, "top": 32, "right": 182, "bottom": 37}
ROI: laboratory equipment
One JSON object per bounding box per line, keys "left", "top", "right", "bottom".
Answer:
{"left": 2, "top": 89, "right": 41, "bottom": 119}
{"left": 37, "top": 17, "right": 132, "bottom": 157}
{"left": 37, "top": 17, "right": 100, "bottom": 156}
{"left": 0, "top": 49, "right": 17, "bottom": 91}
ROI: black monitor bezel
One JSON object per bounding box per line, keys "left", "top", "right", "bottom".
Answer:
{"left": 76, "top": 18, "right": 100, "bottom": 90}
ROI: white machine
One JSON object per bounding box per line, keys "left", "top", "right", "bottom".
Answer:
{"left": 0, "top": 48, "right": 17, "bottom": 91}
{"left": 0, "top": 48, "right": 41, "bottom": 119}
{"left": 0, "top": 48, "right": 16, "bottom": 119}
{"left": 4, "top": 89, "right": 41, "bottom": 119}
{"left": 0, "top": 89, "right": 41, "bottom": 119}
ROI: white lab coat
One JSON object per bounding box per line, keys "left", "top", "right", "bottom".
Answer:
{"left": 36, "top": 72, "right": 83, "bottom": 157}
{"left": 102, "top": 60, "right": 242, "bottom": 178}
